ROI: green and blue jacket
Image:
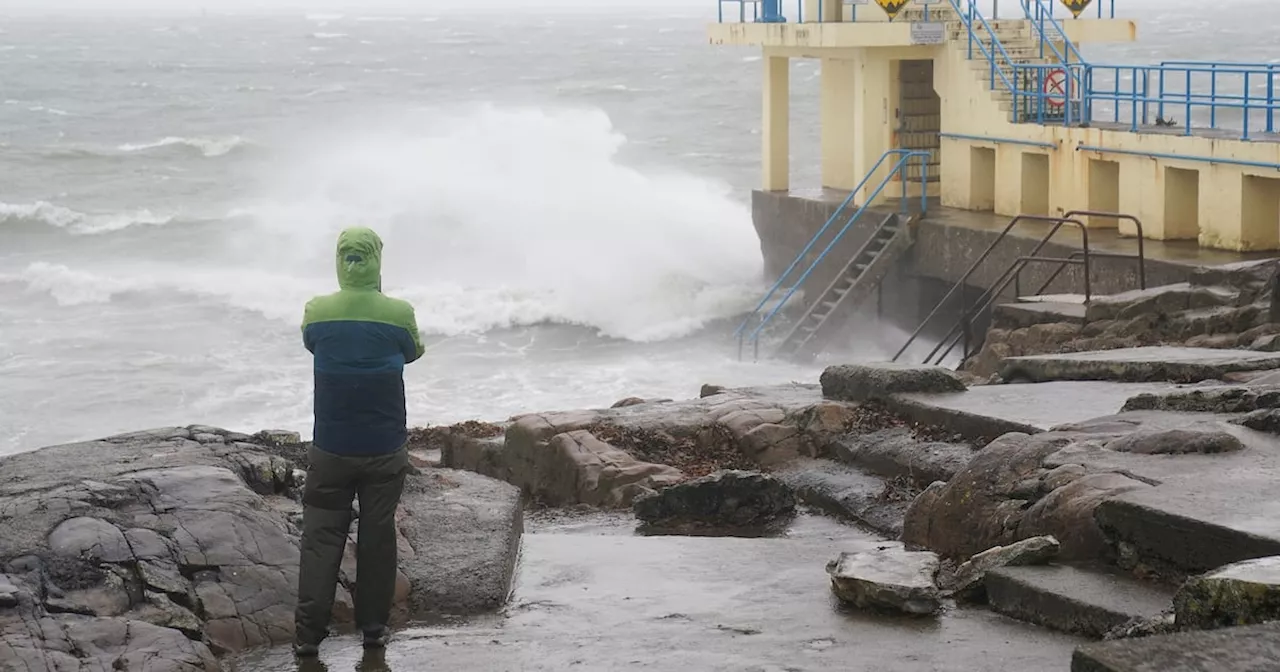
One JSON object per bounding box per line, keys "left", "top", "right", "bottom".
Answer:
{"left": 302, "top": 227, "right": 424, "bottom": 456}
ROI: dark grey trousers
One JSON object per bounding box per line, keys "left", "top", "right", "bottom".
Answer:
{"left": 295, "top": 444, "right": 409, "bottom": 647}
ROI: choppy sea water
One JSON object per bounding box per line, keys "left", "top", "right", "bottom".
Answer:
{"left": 1, "top": 1, "right": 1275, "bottom": 454}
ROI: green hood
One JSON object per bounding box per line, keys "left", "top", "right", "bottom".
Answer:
{"left": 335, "top": 227, "right": 383, "bottom": 291}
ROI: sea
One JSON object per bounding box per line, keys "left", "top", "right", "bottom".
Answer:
{"left": 1, "top": 0, "right": 1276, "bottom": 455}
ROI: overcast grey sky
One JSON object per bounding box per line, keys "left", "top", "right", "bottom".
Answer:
{"left": 4, "top": 0, "right": 709, "bottom": 15}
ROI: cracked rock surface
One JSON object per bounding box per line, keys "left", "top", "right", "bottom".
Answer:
{"left": 0, "top": 426, "right": 522, "bottom": 671}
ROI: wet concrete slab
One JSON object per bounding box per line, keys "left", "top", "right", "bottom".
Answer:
{"left": 985, "top": 565, "right": 1174, "bottom": 639}
{"left": 1071, "top": 621, "right": 1280, "bottom": 672}
{"left": 1045, "top": 410, "right": 1280, "bottom": 575}
{"left": 233, "top": 525, "right": 1081, "bottom": 672}
{"left": 1001, "top": 347, "right": 1280, "bottom": 384}
{"left": 890, "top": 381, "right": 1177, "bottom": 438}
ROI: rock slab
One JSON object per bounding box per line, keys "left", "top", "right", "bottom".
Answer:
{"left": 0, "top": 427, "right": 523, "bottom": 671}
{"left": 820, "top": 363, "right": 966, "bottom": 403}
{"left": 986, "top": 564, "right": 1174, "bottom": 639}
{"left": 1072, "top": 621, "right": 1280, "bottom": 672}
{"left": 942, "top": 535, "right": 1061, "bottom": 600}
{"left": 1001, "top": 347, "right": 1280, "bottom": 384}
{"left": 1174, "top": 555, "right": 1280, "bottom": 630}
{"left": 632, "top": 470, "right": 795, "bottom": 530}
{"left": 826, "top": 545, "right": 941, "bottom": 615}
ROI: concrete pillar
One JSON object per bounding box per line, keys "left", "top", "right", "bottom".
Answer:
{"left": 802, "top": 0, "right": 842, "bottom": 22}
{"left": 850, "top": 50, "right": 894, "bottom": 205}
{"left": 762, "top": 55, "right": 790, "bottom": 192}
{"left": 820, "top": 58, "right": 858, "bottom": 190}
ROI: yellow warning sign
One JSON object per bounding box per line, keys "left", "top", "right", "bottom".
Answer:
{"left": 1058, "top": 0, "right": 1094, "bottom": 18}
{"left": 876, "top": 0, "right": 910, "bottom": 21}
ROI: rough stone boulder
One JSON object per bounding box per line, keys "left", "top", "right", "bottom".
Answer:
{"left": 820, "top": 363, "right": 966, "bottom": 403}
{"left": 440, "top": 385, "right": 862, "bottom": 505}
{"left": 1174, "top": 556, "right": 1280, "bottom": 630}
{"left": 903, "top": 431, "right": 1150, "bottom": 561}
{"left": 826, "top": 544, "right": 942, "bottom": 615}
{"left": 632, "top": 470, "right": 795, "bottom": 530}
{"left": 831, "top": 427, "right": 975, "bottom": 487}
{"left": 1104, "top": 428, "right": 1243, "bottom": 455}
{"left": 940, "top": 536, "right": 1061, "bottom": 601}
{"left": 0, "top": 427, "right": 523, "bottom": 670}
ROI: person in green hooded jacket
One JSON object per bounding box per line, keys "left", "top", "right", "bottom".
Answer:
{"left": 294, "top": 227, "right": 425, "bottom": 658}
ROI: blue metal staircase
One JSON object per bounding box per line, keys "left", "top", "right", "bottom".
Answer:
{"left": 735, "top": 150, "right": 930, "bottom": 362}
{"left": 947, "top": 0, "right": 1280, "bottom": 140}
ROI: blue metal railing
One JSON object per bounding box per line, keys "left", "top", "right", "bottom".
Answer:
{"left": 942, "top": 0, "right": 1280, "bottom": 139}
{"left": 1041, "top": 0, "right": 1117, "bottom": 19}
{"left": 734, "top": 149, "right": 930, "bottom": 360}
{"left": 947, "top": 0, "right": 1018, "bottom": 93}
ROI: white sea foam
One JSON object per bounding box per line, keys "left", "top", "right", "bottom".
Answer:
{"left": 15, "top": 105, "right": 764, "bottom": 342}
{"left": 117, "top": 136, "right": 248, "bottom": 158}
{"left": 0, "top": 201, "right": 173, "bottom": 234}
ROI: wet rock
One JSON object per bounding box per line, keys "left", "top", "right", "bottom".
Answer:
{"left": 1104, "top": 428, "right": 1244, "bottom": 455}
{"left": 1174, "top": 556, "right": 1280, "bottom": 630}
{"left": 776, "top": 462, "right": 910, "bottom": 537}
{"left": 831, "top": 428, "right": 974, "bottom": 487}
{"left": 820, "top": 363, "right": 966, "bottom": 403}
{"left": 633, "top": 470, "right": 795, "bottom": 530}
{"left": 826, "top": 545, "right": 941, "bottom": 615}
{"left": 254, "top": 429, "right": 302, "bottom": 445}
{"left": 1123, "top": 385, "right": 1280, "bottom": 414}
{"left": 1234, "top": 408, "right": 1280, "bottom": 434}
{"left": 1084, "top": 284, "right": 1195, "bottom": 323}
{"left": 611, "top": 397, "right": 647, "bottom": 408}
{"left": 700, "top": 384, "right": 726, "bottom": 398}
{"left": 1002, "top": 346, "right": 1280, "bottom": 384}
{"left": 0, "top": 426, "right": 524, "bottom": 664}
{"left": 543, "top": 430, "right": 685, "bottom": 508}
{"left": 1103, "top": 612, "right": 1178, "bottom": 640}
{"left": 941, "top": 536, "right": 1061, "bottom": 601}
{"left": 1251, "top": 333, "right": 1280, "bottom": 351}
{"left": 903, "top": 432, "right": 1150, "bottom": 562}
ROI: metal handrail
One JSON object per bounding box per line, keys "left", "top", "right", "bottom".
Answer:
{"left": 1021, "top": 249, "right": 1143, "bottom": 298}
{"left": 1020, "top": 0, "right": 1086, "bottom": 66}
{"left": 892, "top": 214, "right": 1088, "bottom": 363}
{"left": 1063, "top": 210, "right": 1145, "bottom": 289}
{"left": 733, "top": 149, "right": 915, "bottom": 342}
{"left": 923, "top": 217, "right": 1090, "bottom": 365}
{"left": 946, "top": 0, "right": 1019, "bottom": 94}
{"left": 737, "top": 150, "right": 930, "bottom": 359}
{"left": 935, "top": 253, "right": 1090, "bottom": 365}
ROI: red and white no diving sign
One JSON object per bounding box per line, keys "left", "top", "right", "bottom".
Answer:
{"left": 1043, "top": 68, "right": 1069, "bottom": 108}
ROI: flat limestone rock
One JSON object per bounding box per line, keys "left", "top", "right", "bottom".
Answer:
{"left": 942, "top": 536, "right": 1061, "bottom": 600}
{"left": 820, "top": 363, "right": 966, "bottom": 403}
{"left": 632, "top": 470, "right": 795, "bottom": 530}
{"left": 826, "top": 544, "right": 941, "bottom": 616}
{"left": 1002, "top": 347, "right": 1280, "bottom": 384}
{"left": 1174, "top": 556, "right": 1280, "bottom": 630}
{"left": 1071, "top": 621, "right": 1280, "bottom": 672}
{"left": 1103, "top": 429, "right": 1243, "bottom": 455}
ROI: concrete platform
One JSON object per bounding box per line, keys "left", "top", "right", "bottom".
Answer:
{"left": 1001, "top": 347, "right": 1280, "bottom": 384}
{"left": 1071, "top": 621, "right": 1280, "bottom": 672}
{"left": 995, "top": 301, "right": 1088, "bottom": 329}
{"left": 233, "top": 531, "right": 1081, "bottom": 671}
{"left": 888, "top": 381, "right": 1177, "bottom": 439}
{"left": 985, "top": 565, "right": 1174, "bottom": 639}
{"left": 1045, "top": 410, "right": 1280, "bottom": 576}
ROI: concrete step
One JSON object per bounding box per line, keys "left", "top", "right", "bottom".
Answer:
{"left": 775, "top": 459, "right": 908, "bottom": 537}
{"left": 985, "top": 564, "right": 1175, "bottom": 639}
{"left": 1072, "top": 622, "right": 1280, "bottom": 672}
{"left": 1018, "top": 293, "right": 1089, "bottom": 304}
{"left": 992, "top": 301, "right": 1087, "bottom": 330}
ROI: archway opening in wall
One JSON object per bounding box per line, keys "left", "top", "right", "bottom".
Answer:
{"left": 897, "top": 59, "right": 941, "bottom": 189}
{"left": 1021, "top": 153, "right": 1050, "bottom": 215}
{"left": 970, "top": 146, "right": 996, "bottom": 211}
{"left": 1242, "top": 175, "right": 1280, "bottom": 250}
{"left": 1088, "top": 159, "right": 1121, "bottom": 228}
{"left": 1164, "top": 167, "right": 1200, "bottom": 240}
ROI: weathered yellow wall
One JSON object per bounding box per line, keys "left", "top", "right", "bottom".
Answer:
{"left": 762, "top": 55, "right": 790, "bottom": 191}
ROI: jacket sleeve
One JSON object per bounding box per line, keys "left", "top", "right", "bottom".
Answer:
{"left": 400, "top": 303, "right": 426, "bottom": 364}
{"left": 302, "top": 301, "right": 316, "bottom": 354}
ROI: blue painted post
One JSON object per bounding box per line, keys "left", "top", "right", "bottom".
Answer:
{"left": 1184, "top": 69, "right": 1192, "bottom": 136}
{"left": 1244, "top": 71, "right": 1251, "bottom": 140}
{"left": 900, "top": 158, "right": 908, "bottom": 214}
{"left": 1268, "top": 69, "right": 1276, "bottom": 134}
{"left": 761, "top": 0, "right": 785, "bottom": 22}
{"left": 1141, "top": 69, "right": 1149, "bottom": 125}
{"left": 921, "top": 158, "right": 929, "bottom": 214}
{"left": 1158, "top": 69, "right": 1166, "bottom": 121}
{"left": 1210, "top": 67, "right": 1218, "bottom": 128}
